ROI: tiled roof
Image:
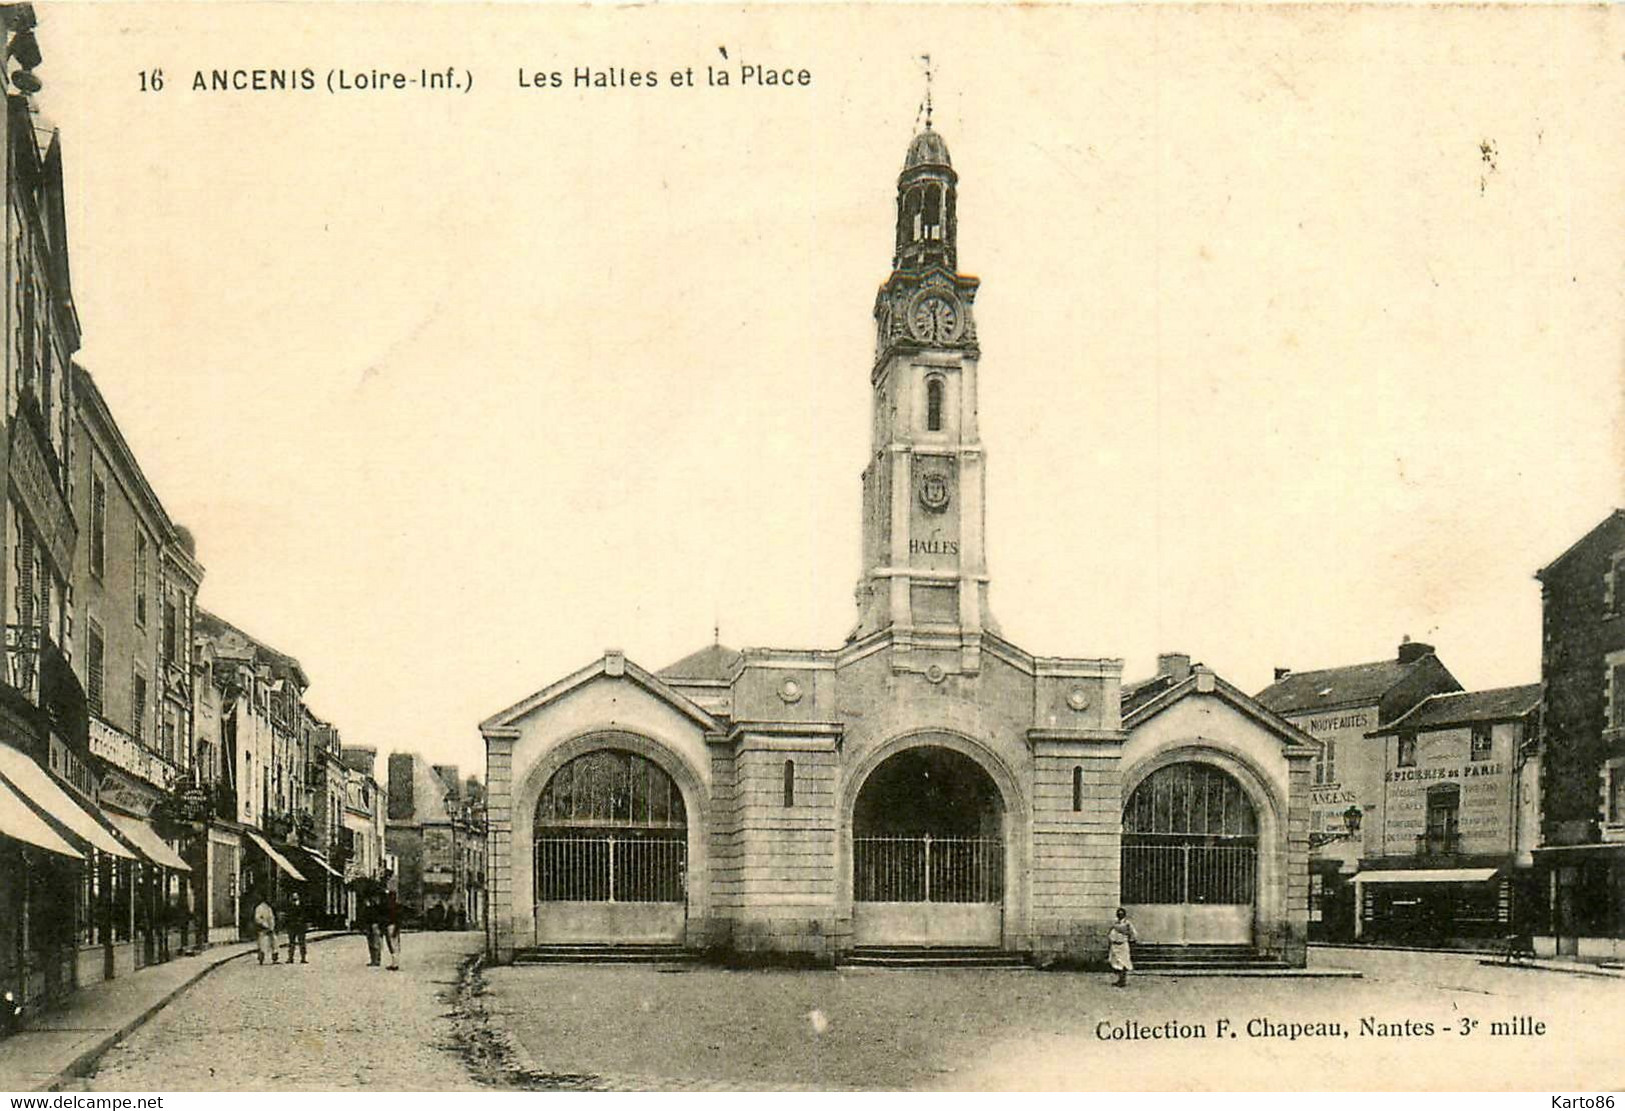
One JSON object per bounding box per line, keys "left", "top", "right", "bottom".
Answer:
{"left": 1370, "top": 684, "right": 1541, "bottom": 735}
{"left": 1254, "top": 658, "right": 1417, "bottom": 716}
{"left": 1120, "top": 673, "right": 1175, "bottom": 716}
{"left": 195, "top": 609, "right": 307, "bottom": 687}
{"left": 658, "top": 643, "right": 741, "bottom": 682}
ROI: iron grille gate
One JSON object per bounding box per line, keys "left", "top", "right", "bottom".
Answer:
{"left": 1121, "top": 841, "right": 1256, "bottom": 905}
{"left": 534, "top": 836, "right": 687, "bottom": 903}
{"left": 854, "top": 836, "right": 1004, "bottom": 903}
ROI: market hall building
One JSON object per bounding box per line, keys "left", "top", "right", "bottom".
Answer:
{"left": 480, "top": 126, "right": 1317, "bottom": 966}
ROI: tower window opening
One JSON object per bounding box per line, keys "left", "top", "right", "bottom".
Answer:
{"left": 905, "top": 188, "right": 924, "bottom": 243}
{"left": 783, "top": 759, "right": 795, "bottom": 808}
{"left": 923, "top": 186, "right": 942, "bottom": 241}
{"left": 1072, "top": 765, "right": 1083, "bottom": 812}
{"left": 926, "top": 377, "right": 945, "bottom": 431}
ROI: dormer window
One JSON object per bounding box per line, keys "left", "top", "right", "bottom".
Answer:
{"left": 1610, "top": 551, "right": 1625, "bottom": 615}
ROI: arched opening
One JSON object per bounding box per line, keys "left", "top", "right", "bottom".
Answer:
{"left": 1122, "top": 761, "right": 1258, "bottom": 945}
{"left": 926, "top": 377, "right": 945, "bottom": 432}
{"left": 921, "top": 184, "right": 942, "bottom": 241}
{"left": 852, "top": 746, "right": 1004, "bottom": 946}
{"left": 532, "top": 748, "right": 688, "bottom": 943}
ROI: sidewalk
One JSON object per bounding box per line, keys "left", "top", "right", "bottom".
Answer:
{"left": 0, "top": 930, "right": 348, "bottom": 1092}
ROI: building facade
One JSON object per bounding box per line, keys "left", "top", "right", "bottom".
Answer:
{"left": 385, "top": 754, "right": 486, "bottom": 929}
{"left": 481, "top": 125, "right": 1316, "bottom": 967}
{"left": 1255, "top": 640, "right": 1461, "bottom": 940}
{"left": 1531, "top": 509, "right": 1625, "bottom": 959}
{"left": 0, "top": 5, "right": 95, "bottom": 1007}
{"left": 339, "top": 745, "right": 386, "bottom": 924}
{"left": 1356, "top": 685, "right": 1541, "bottom": 943}
{"left": 70, "top": 362, "right": 203, "bottom": 976}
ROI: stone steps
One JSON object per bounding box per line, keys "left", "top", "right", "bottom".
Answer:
{"left": 840, "top": 946, "right": 1029, "bottom": 969}
{"left": 1131, "top": 944, "right": 1287, "bottom": 971}
{"left": 512, "top": 943, "right": 693, "bottom": 965}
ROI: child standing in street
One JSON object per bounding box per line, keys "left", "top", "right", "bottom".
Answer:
{"left": 1107, "top": 907, "right": 1137, "bottom": 988}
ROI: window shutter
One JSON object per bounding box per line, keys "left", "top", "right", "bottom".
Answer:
{"left": 87, "top": 626, "right": 104, "bottom": 716}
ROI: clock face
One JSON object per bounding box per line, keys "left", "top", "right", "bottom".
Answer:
{"left": 910, "top": 294, "right": 959, "bottom": 343}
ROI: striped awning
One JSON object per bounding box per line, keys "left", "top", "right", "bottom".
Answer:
{"left": 244, "top": 828, "right": 306, "bottom": 882}
{"left": 105, "top": 811, "right": 191, "bottom": 872}
{"left": 0, "top": 743, "right": 135, "bottom": 859}
{"left": 1351, "top": 868, "right": 1500, "bottom": 885}
{"left": 0, "top": 775, "right": 82, "bottom": 858}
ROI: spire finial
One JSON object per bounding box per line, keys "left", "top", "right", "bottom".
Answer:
{"left": 713, "top": 618, "right": 720, "bottom": 646}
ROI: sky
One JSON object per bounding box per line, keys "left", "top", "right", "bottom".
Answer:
{"left": 27, "top": 4, "right": 1625, "bottom": 776}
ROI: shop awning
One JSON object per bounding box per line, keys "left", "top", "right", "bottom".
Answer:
{"left": 1351, "top": 868, "right": 1500, "bottom": 885}
{"left": 298, "top": 847, "right": 343, "bottom": 879}
{"left": 244, "top": 828, "right": 306, "bottom": 882}
{"left": 104, "top": 812, "right": 191, "bottom": 872}
{"left": 1532, "top": 843, "right": 1625, "bottom": 855}
{"left": 0, "top": 775, "right": 83, "bottom": 858}
{"left": 0, "top": 743, "right": 135, "bottom": 859}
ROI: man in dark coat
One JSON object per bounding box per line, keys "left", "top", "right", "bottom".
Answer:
{"left": 355, "top": 877, "right": 382, "bottom": 966}
{"left": 283, "top": 889, "right": 309, "bottom": 964}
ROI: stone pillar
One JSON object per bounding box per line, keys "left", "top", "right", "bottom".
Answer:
{"left": 1281, "top": 752, "right": 1313, "bottom": 966}
{"left": 1027, "top": 731, "right": 1125, "bottom": 964}
{"left": 485, "top": 735, "right": 515, "bottom": 962}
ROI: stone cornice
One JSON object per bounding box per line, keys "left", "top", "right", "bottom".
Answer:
{"left": 1026, "top": 727, "right": 1127, "bottom": 754}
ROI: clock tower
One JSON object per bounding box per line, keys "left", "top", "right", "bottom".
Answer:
{"left": 851, "top": 124, "right": 994, "bottom": 673}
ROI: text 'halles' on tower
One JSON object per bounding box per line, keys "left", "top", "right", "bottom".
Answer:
{"left": 854, "top": 124, "right": 995, "bottom": 673}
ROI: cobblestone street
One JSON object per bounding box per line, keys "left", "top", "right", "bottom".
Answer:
{"left": 479, "top": 948, "right": 1625, "bottom": 1091}
{"left": 78, "top": 932, "right": 484, "bottom": 1091}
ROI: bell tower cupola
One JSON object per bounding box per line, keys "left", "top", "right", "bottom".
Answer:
{"left": 852, "top": 118, "right": 994, "bottom": 674}
{"left": 895, "top": 128, "right": 957, "bottom": 273}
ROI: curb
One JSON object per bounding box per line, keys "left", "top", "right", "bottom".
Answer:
{"left": 43, "top": 930, "right": 351, "bottom": 1092}
{"left": 1473, "top": 958, "right": 1625, "bottom": 981}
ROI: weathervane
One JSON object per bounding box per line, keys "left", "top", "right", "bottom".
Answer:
{"left": 918, "top": 53, "right": 934, "bottom": 130}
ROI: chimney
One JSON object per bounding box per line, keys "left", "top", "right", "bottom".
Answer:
{"left": 1157, "top": 653, "right": 1193, "bottom": 684}
{"left": 1273, "top": 667, "right": 1293, "bottom": 682}
{"left": 388, "top": 753, "right": 415, "bottom": 821}
{"left": 1397, "top": 636, "right": 1435, "bottom": 666}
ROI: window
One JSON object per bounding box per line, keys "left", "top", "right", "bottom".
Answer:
{"left": 783, "top": 759, "right": 795, "bottom": 808}
{"left": 131, "top": 670, "right": 146, "bottom": 743}
{"left": 1609, "top": 767, "right": 1625, "bottom": 824}
{"left": 161, "top": 598, "right": 177, "bottom": 667}
{"left": 926, "top": 376, "right": 944, "bottom": 431}
{"left": 1609, "top": 552, "right": 1625, "bottom": 615}
{"left": 1313, "top": 739, "right": 1337, "bottom": 786}
{"left": 1424, "top": 784, "right": 1460, "bottom": 852}
{"left": 86, "top": 622, "right": 104, "bottom": 716}
{"left": 1612, "top": 660, "right": 1625, "bottom": 729}
{"left": 1072, "top": 765, "right": 1083, "bottom": 812}
{"left": 1397, "top": 732, "right": 1417, "bottom": 768}
{"left": 89, "top": 475, "right": 106, "bottom": 579}
{"left": 134, "top": 534, "right": 147, "bottom": 627}
{"left": 1471, "top": 724, "right": 1493, "bottom": 762}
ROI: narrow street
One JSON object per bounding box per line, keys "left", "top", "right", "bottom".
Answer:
{"left": 76, "top": 932, "right": 484, "bottom": 1091}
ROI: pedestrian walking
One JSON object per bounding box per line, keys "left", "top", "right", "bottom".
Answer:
{"left": 380, "top": 869, "right": 401, "bottom": 971}
{"left": 283, "top": 889, "right": 309, "bottom": 964}
{"left": 356, "top": 877, "right": 382, "bottom": 966}
{"left": 253, "top": 894, "right": 279, "bottom": 965}
{"left": 1107, "top": 906, "right": 1137, "bottom": 988}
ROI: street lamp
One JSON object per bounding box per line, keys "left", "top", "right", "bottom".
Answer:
{"left": 1309, "top": 805, "right": 1363, "bottom": 849}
